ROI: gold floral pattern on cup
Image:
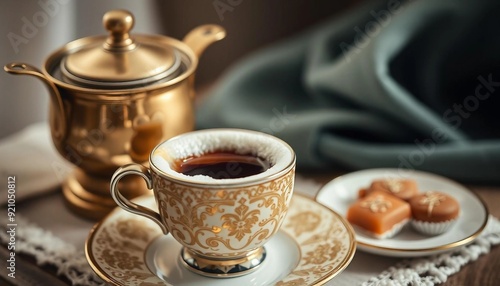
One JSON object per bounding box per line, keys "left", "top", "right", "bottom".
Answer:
{"left": 152, "top": 169, "right": 295, "bottom": 257}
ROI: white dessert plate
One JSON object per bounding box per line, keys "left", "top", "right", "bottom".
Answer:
{"left": 315, "top": 168, "right": 489, "bottom": 257}
{"left": 86, "top": 193, "right": 356, "bottom": 285}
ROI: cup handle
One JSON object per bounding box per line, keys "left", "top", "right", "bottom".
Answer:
{"left": 110, "top": 164, "right": 168, "bottom": 234}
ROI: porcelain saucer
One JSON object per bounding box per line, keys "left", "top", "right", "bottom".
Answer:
{"left": 85, "top": 193, "right": 356, "bottom": 286}
{"left": 315, "top": 168, "right": 489, "bottom": 257}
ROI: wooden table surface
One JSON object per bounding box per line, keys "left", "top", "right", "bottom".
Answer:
{"left": 444, "top": 187, "right": 500, "bottom": 286}
{"left": 307, "top": 171, "right": 500, "bottom": 286}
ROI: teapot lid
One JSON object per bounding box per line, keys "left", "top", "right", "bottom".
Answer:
{"left": 62, "top": 10, "right": 180, "bottom": 87}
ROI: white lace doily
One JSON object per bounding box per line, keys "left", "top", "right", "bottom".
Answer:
{"left": 0, "top": 215, "right": 105, "bottom": 286}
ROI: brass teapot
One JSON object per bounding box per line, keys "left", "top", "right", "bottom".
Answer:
{"left": 4, "top": 10, "right": 225, "bottom": 219}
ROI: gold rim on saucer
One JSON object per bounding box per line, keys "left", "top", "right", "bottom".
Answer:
{"left": 85, "top": 193, "right": 356, "bottom": 285}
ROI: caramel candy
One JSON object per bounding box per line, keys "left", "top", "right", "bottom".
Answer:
{"left": 365, "top": 179, "right": 419, "bottom": 201}
{"left": 409, "top": 191, "right": 459, "bottom": 222}
{"left": 347, "top": 191, "right": 411, "bottom": 239}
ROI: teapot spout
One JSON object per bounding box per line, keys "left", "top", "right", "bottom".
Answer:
{"left": 4, "top": 63, "right": 67, "bottom": 141}
{"left": 183, "top": 25, "right": 226, "bottom": 58}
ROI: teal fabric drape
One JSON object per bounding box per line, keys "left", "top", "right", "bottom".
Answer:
{"left": 196, "top": 0, "right": 500, "bottom": 184}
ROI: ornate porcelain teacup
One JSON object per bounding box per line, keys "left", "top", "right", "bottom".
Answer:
{"left": 110, "top": 129, "right": 296, "bottom": 277}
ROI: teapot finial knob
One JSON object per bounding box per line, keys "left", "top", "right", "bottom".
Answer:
{"left": 103, "top": 10, "right": 136, "bottom": 51}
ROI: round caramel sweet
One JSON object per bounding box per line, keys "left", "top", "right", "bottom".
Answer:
{"left": 409, "top": 191, "right": 459, "bottom": 222}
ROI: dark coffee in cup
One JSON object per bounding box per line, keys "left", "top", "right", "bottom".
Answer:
{"left": 174, "top": 151, "right": 270, "bottom": 179}
{"left": 151, "top": 128, "right": 294, "bottom": 185}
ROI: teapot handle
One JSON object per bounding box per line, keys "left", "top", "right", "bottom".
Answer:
{"left": 4, "top": 63, "right": 67, "bottom": 141}
{"left": 183, "top": 25, "right": 226, "bottom": 58}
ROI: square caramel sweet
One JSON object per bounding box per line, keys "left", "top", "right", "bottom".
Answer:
{"left": 366, "top": 178, "right": 419, "bottom": 201}
{"left": 347, "top": 191, "right": 411, "bottom": 239}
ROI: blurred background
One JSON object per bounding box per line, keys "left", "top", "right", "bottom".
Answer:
{"left": 0, "top": 0, "right": 362, "bottom": 139}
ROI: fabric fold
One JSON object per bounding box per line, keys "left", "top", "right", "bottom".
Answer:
{"left": 197, "top": 0, "right": 500, "bottom": 183}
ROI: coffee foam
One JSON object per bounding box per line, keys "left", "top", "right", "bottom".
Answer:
{"left": 151, "top": 129, "right": 294, "bottom": 184}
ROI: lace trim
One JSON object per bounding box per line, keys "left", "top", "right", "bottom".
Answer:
{"left": 363, "top": 215, "right": 500, "bottom": 286}
{"left": 0, "top": 215, "right": 105, "bottom": 286}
